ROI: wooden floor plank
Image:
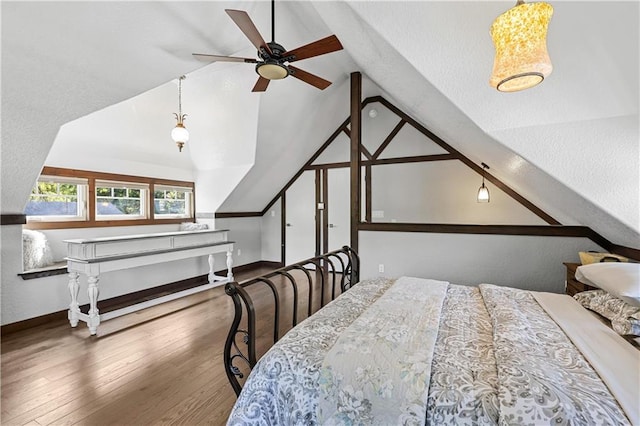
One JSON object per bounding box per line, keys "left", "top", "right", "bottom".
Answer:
{"left": 1, "top": 266, "right": 343, "bottom": 426}
{"left": 2, "top": 299, "right": 221, "bottom": 417}
{"left": 34, "top": 310, "right": 231, "bottom": 425}
{"left": 2, "top": 284, "right": 241, "bottom": 425}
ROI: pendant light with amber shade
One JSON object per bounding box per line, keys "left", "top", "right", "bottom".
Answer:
{"left": 490, "top": 0, "right": 554, "bottom": 92}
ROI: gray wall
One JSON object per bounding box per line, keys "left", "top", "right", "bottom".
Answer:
{"left": 371, "top": 161, "right": 546, "bottom": 225}
{"left": 215, "top": 217, "right": 263, "bottom": 267}
{"left": 359, "top": 231, "right": 603, "bottom": 293}
{"left": 261, "top": 200, "right": 282, "bottom": 263}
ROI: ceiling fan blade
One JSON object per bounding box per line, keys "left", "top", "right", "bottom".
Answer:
{"left": 225, "top": 9, "right": 272, "bottom": 55}
{"left": 192, "top": 53, "right": 258, "bottom": 63}
{"left": 283, "top": 35, "right": 343, "bottom": 62}
{"left": 288, "top": 65, "right": 332, "bottom": 90}
{"left": 252, "top": 76, "right": 270, "bottom": 92}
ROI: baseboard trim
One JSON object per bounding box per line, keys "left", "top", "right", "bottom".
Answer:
{"left": 1, "top": 310, "right": 68, "bottom": 337}
{"left": 246, "top": 260, "right": 283, "bottom": 270}
{"left": 1, "top": 260, "right": 282, "bottom": 336}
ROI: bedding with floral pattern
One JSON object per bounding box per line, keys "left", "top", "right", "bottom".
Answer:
{"left": 574, "top": 289, "right": 640, "bottom": 336}
{"left": 227, "top": 278, "right": 631, "bottom": 425}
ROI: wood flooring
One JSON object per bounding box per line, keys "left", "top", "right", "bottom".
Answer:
{"left": 1, "top": 265, "right": 285, "bottom": 426}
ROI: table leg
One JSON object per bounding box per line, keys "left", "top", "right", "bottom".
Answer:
{"left": 226, "top": 249, "right": 234, "bottom": 282}
{"left": 208, "top": 254, "right": 215, "bottom": 284}
{"left": 68, "top": 272, "right": 80, "bottom": 327}
{"left": 87, "top": 275, "right": 100, "bottom": 335}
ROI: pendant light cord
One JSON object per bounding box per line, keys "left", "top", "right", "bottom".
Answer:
{"left": 271, "top": 0, "right": 275, "bottom": 43}
{"left": 481, "top": 162, "right": 490, "bottom": 186}
{"left": 178, "top": 75, "right": 185, "bottom": 117}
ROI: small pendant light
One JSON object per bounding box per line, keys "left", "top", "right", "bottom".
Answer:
{"left": 477, "top": 163, "right": 490, "bottom": 203}
{"left": 171, "top": 75, "right": 189, "bottom": 152}
{"left": 490, "top": 0, "right": 553, "bottom": 92}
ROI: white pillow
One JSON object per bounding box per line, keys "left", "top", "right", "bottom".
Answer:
{"left": 179, "top": 222, "right": 208, "bottom": 231}
{"left": 575, "top": 263, "right": 640, "bottom": 307}
{"left": 22, "top": 229, "right": 54, "bottom": 270}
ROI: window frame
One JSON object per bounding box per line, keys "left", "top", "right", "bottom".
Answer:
{"left": 24, "top": 167, "right": 196, "bottom": 230}
{"left": 153, "top": 184, "right": 194, "bottom": 220}
{"left": 26, "top": 175, "right": 89, "bottom": 223}
{"left": 95, "top": 180, "right": 149, "bottom": 221}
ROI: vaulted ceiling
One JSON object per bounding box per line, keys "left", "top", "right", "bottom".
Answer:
{"left": 1, "top": 1, "right": 638, "bottom": 247}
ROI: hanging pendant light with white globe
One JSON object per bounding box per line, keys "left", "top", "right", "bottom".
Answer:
{"left": 171, "top": 75, "right": 189, "bottom": 152}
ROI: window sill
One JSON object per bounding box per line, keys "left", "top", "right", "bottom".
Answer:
{"left": 24, "top": 217, "right": 190, "bottom": 230}
{"left": 19, "top": 261, "right": 68, "bottom": 280}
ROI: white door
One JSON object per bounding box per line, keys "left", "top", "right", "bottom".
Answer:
{"left": 285, "top": 170, "right": 316, "bottom": 265}
{"left": 327, "top": 168, "right": 350, "bottom": 268}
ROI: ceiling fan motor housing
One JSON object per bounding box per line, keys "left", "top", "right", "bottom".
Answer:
{"left": 266, "top": 42, "right": 286, "bottom": 57}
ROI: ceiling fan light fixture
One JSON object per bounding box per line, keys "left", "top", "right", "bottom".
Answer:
{"left": 490, "top": 0, "right": 553, "bottom": 92}
{"left": 198, "top": 1, "right": 343, "bottom": 91}
{"left": 257, "top": 62, "right": 289, "bottom": 80}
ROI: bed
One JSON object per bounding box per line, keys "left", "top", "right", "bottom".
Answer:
{"left": 223, "top": 248, "right": 639, "bottom": 425}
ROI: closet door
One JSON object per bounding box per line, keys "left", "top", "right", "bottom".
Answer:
{"left": 326, "top": 168, "right": 350, "bottom": 269}
{"left": 285, "top": 170, "right": 316, "bottom": 265}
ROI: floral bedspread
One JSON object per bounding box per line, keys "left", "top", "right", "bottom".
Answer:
{"left": 427, "top": 285, "right": 499, "bottom": 425}
{"left": 317, "top": 277, "right": 449, "bottom": 425}
{"left": 227, "top": 277, "right": 396, "bottom": 425}
{"left": 479, "top": 284, "right": 629, "bottom": 425}
{"left": 227, "top": 278, "right": 630, "bottom": 425}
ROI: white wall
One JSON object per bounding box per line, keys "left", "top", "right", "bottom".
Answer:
{"left": 1, "top": 224, "right": 211, "bottom": 326}
{"left": 0, "top": 57, "right": 266, "bottom": 326}
{"left": 261, "top": 200, "right": 282, "bottom": 263}
{"left": 1, "top": 215, "right": 270, "bottom": 327}
{"left": 262, "top": 92, "right": 609, "bottom": 293}
{"left": 1, "top": 216, "right": 266, "bottom": 326}
{"left": 312, "top": 1, "right": 639, "bottom": 249}
{"left": 359, "top": 232, "right": 603, "bottom": 293}
{"left": 371, "top": 161, "right": 546, "bottom": 225}
{"left": 215, "top": 217, "right": 263, "bottom": 267}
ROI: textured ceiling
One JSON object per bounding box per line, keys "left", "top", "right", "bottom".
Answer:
{"left": 1, "top": 1, "right": 638, "bottom": 247}
{"left": 309, "top": 1, "right": 638, "bottom": 247}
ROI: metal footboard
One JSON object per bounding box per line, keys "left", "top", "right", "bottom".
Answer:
{"left": 223, "top": 246, "right": 359, "bottom": 396}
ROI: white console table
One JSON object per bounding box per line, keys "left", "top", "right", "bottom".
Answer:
{"left": 65, "top": 229, "right": 234, "bottom": 335}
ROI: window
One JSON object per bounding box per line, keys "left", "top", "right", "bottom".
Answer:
{"left": 24, "top": 167, "right": 195, "bottom": 229}
{"left": 96, "top": 181, "right": 148, "bottom": 220}
{"left": 25, "top": 176, "right": 88, "bottom": 222}
{"left": 153, "top": 185, "right": 193, "bottom": 219}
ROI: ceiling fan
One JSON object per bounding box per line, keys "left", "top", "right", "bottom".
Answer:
{"left": 192, "top": 0, "right": 344, "bottom": 92}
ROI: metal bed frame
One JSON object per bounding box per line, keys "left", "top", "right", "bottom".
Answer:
{"left": 223, "top": 246, "right": 360, "bottom": 396}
